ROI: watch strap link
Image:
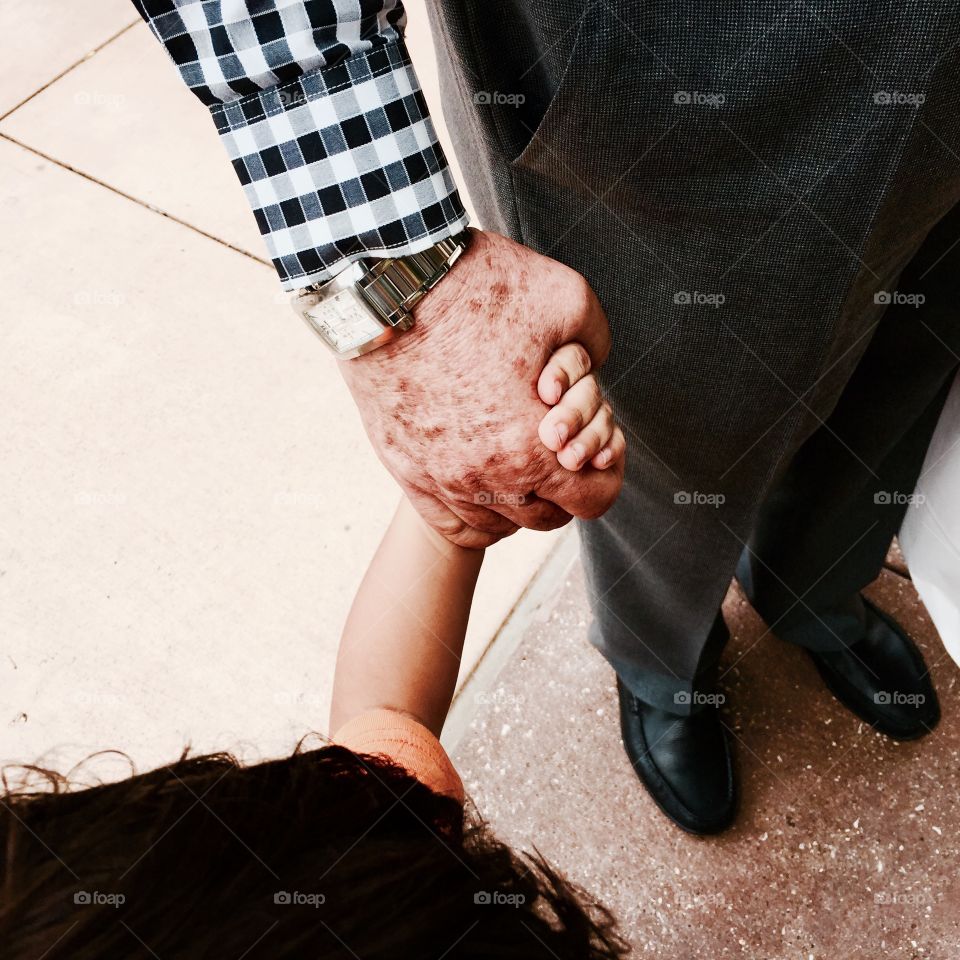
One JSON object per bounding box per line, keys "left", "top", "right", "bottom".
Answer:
{"left": 357, "top": 231, "right": 469, "bottom": 328}
{"left": 291, "top": 230, "right": 470, "bottom": 359}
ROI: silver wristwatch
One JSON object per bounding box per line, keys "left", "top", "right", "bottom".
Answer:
{"left": 291, "top": 230, "right": 470, "bottom": 359}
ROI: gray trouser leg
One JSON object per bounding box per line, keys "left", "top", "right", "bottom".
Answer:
{"left": 738, "top": 202, "right": 960, "bottom": 651}
{"left": 427, "top": 0, "right": 960, "bottom": 712}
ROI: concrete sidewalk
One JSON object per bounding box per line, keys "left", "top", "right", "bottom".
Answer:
{"left": 453, "top": 554, "right": 960, "bottom": 958}
{"left": 0, "top": 3, "right": 558, "bottom": 773}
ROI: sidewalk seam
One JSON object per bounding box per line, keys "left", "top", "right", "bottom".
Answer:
{"left": 442, "top": 528, "right": 581, "bottom": 753}
{"left": 0, "top": 132, "right": 271, "bottom": 270}
{"left": 0, "top": 19, "right": 141, "bottom": 123}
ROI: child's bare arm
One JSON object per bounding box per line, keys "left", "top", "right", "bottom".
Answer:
{"left": 330, "top": 343, "right": 624, "bottom": 740}
{"left": 329, "top": 496, "right": 484, "bottom": 738}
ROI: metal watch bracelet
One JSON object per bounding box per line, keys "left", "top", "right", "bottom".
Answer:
{"left": 291, "top": 230, "right": 471, "bottom": 359}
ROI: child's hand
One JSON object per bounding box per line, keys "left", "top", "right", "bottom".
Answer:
{"left": 536, "top": 343, "right": 625, "bottom": 472}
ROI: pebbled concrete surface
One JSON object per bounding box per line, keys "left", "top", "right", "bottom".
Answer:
{"left": 454, "top": 559, "right": 960, "bottom": 959}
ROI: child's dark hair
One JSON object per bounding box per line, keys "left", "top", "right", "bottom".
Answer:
{"left": 1, "top": 741, "right": 626, "bottom": 958}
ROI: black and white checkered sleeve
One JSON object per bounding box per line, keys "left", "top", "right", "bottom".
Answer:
{"left": 133, "top": 1, "right": 469, "bottom": 289}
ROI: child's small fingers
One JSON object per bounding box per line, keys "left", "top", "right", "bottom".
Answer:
{"left": 591, "top": 426, "right": 626, "bottom": 470}
{"left": 537, "top": 342, "right": 592, "bottom": 405}
{"left": 558, "top": 402, "right": 615, "bottom": 470}
{"left": 538, "top": 374, "right": 603, "bottom": 452}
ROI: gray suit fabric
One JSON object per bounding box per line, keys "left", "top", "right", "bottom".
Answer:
{"left": 425, "top": 1, "right": 960, "bottom": 711}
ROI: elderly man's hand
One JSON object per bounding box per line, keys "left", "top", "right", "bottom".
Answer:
{"left": 338, "top": 229, "right": 624, "bottom": 548}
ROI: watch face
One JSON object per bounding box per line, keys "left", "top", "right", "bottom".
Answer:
{"left": 306, "top": 288, "right": 384, "bottom": 354}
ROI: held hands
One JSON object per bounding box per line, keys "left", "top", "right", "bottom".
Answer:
{"left": 537, "top": 343, "right": 626, "bottom": 472}
{"left": 338, "top": 229, "right": 625, "bottom": 548}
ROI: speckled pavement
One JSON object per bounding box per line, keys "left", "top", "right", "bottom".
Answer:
{"left": 453, "top": 554, "right": 960, "bottom": 958}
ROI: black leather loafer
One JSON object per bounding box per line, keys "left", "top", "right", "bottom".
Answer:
{"left": 617, "top": 678, "right": 737, "bottom": 835}
{"left": 806, "top": 596, "right": 940, "bottom": 740}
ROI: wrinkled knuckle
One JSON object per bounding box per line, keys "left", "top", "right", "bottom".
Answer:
{"left": 565, "top": 406, "right": 585, "bottom": 435}
{"left": 570, "top": 342, "right": 592, "bottom": 377}
{"left": 528, "top": 442, "right": 556, "bottom": 479}
{"left": 584, "top": 427, "right": 603, "bottom": 450}
{"left": 580, "top": 484, "right": 619, "bottom": 520}
{"left": 529, "top": 502, "right": 571, "bottom": 532}
{"left": 432, "top": 512, "right": 469, "bottom": 541}
{"left": 448, "top": 467, "right": 485, "bottom": 498}
{"left": 579, "top": 500, "right": 609, "bottom": 521}
{"left": 477, "top": 508, "right": 513, "bottom": 532}
{"left": 451, "top": 526, "right": 498, "bottom": 548}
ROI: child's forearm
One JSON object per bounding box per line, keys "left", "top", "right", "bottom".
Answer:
{"left": 330, "top": 497, "right": 484, "bottom": 737}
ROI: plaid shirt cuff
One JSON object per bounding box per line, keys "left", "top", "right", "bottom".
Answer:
{"left": 209, "top": 39, "right": 469, "bottom": 290}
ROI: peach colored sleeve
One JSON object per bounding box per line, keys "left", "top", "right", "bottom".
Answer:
{"left": 333, "top": 709, "right": 464, "bottom": 804}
